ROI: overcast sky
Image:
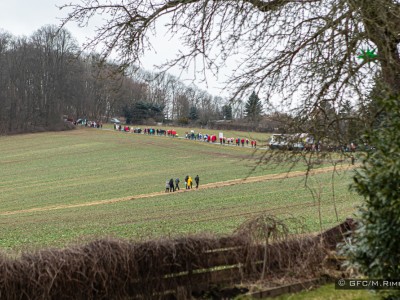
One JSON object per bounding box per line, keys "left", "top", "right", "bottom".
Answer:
{"left": 0, "top": 0, "right": 227, "bottom": 97}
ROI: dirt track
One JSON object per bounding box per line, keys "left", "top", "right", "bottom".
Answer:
{"left": 1, "top": 164, "right": 356, "bottom": 216}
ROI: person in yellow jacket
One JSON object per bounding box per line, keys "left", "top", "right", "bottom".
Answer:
{"left": 187, "top": 176, "right": 193, "bottom": 189}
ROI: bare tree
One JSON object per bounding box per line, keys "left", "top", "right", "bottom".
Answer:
{"left": 60, "top": 2, "right": 400, "bottom": 287}
{"left": 0, "top": 30, "right": 11, "bottom": 133}
{"left": 61, "top": 1, "right": 400, "bottom": 113}
{"left": 30, "top": 25, "right": 80, "bottom": 127}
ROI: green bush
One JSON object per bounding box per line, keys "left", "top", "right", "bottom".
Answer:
{"left": 347, "top": 95, "right": 400, "bottom": 298}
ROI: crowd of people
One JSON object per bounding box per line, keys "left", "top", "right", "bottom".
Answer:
{"left": 165, "top": 175, "right": 200, "bottom": 192}
{"left": 75, "top": 119, "right": 103, "bottom": 128}
{"left": 112, "top": 125, "right": 258, "bottom": 148}
{"left": 113, "top": 124, "right": 178, "bottom": 136}
{"left": 185, "top": 131, "right": 257, "bottom": 147}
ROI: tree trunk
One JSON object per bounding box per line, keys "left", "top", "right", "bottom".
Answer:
{"left": 356, "top": 0, "right": 400, "bottom": 94}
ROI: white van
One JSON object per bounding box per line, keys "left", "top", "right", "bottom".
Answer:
{"left": 269, "top": 133, "right": 312, "bottom": 150}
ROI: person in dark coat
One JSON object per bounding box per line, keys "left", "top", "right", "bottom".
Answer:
{"left": 175, "top": 178, "right": 180, "bottom": 191}
{"left": 185, "top": 175, "right": 189, "bottom": 189}
{"left": 195, "top": 175, "right": 199, "bottom": 189}
{"left": 169, "top": 178, "right": 175, "bottom": 192}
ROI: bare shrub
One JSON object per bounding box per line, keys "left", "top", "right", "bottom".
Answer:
{"left": 0, "top": 218, "right": 354, "bottom": 299}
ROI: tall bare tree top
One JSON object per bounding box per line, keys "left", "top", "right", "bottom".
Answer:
{"left": 61, "top": 0, "right": 400, "bottom": 109}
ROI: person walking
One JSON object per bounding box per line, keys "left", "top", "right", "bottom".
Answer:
{"left": 175, "top": 178, "right": 180, "bottom": 191}
{"left": 187, "top": 176, "right": 193, "bottom": 189}
{"left": 169, "top": 178, "right": 175, "bottom": 192}
{"left": 195, "top": 175, "right": 199, "bottom": 189}
{"left": 185, "top": 175, "right": 189, "bottom": 189}
{"left": 165, "top": 180, "right": 170, "bottom": 192}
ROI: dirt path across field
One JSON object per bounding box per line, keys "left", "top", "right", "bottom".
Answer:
{"left": 1, "top": 164, "right": 356, "bottom": 216}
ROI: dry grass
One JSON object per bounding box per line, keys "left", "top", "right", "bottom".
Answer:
{"left": 0, "top": 216, "right": 355, "bottom": 299}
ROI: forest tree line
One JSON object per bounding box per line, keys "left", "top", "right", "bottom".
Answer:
{"left": 0, "top": 25, "right": 249, "bottom": 134}
{"left": 0, "top": 24, "right": 365, "bottom": 144}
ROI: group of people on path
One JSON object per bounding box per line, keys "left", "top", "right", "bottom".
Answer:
{"left": 113, "top": 125, "right": 259, "bottom": 149}
{"left": 225, "top": 138, "right": 257, "bottom": 147}
{"left": 185, "top": 131, "right": 257, "bottom": 147}
{"left": 165, "top": 175, "right": 200, "bottom": 192}
{"left": 114, "top": 125, "right": 178, "bottom": 136}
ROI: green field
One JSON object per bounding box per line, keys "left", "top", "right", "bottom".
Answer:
{"left": 0, "top": 127, "right": 361, "bottom": 253}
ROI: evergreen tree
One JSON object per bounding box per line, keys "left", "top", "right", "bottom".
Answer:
{"left": 221, "top": 104, "right": 233, "bottom": 120}
{"left": 346, "top": 95, "right": 400, "bottom": 298}
{"left": 244, "top": 92, "right": 263, "bottom": 124}
{"left": 123, "top": 101, "right": 165, "bottom": 124}
{"left": 188, "top": 106, "right": 198, "bottom": 121}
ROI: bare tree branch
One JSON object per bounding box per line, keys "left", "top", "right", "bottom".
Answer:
{"left": 60, "top": 0, "right": 400, "bottom": 141}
